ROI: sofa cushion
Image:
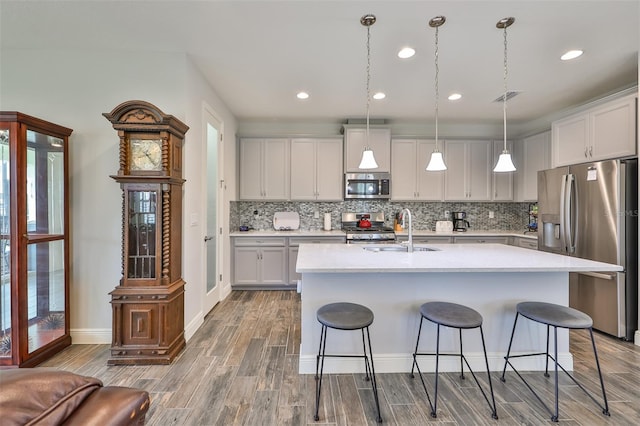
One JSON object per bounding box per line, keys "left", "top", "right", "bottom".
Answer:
{"left": 62, "top": 386, "right": 150, "bottom": 426}
{"left": 0, "top": 368, "right": 102, "bottom": 425}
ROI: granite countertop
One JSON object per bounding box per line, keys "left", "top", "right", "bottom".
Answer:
{"left": 230, "top": 229, "right": 538, "bottom": 239}
{"left": 296, "top": 243, "right": 622, "bottom": 273}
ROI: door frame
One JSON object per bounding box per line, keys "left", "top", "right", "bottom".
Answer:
{"left": 201, "top": 102, "right": 224, "bottom": 314}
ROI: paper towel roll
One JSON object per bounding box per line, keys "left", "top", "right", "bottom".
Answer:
{"left": 323, "top": 213, "right": 331, "bottom": 231}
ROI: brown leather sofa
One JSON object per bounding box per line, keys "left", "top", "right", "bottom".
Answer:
{"left": 0, "top": 368, "right": 150, "bottom": 425}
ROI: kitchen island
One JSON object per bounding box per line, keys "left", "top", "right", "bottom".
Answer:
{"left": 296, "top": 243, "right": 621, "bottom": 374}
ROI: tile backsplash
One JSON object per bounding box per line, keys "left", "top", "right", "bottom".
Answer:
{"left": 231, "top": 201, "right": 533, "bottom": 233}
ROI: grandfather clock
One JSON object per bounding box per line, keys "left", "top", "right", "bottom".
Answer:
{"left": 104, "top": 100, "right": 188, "bottom": 365}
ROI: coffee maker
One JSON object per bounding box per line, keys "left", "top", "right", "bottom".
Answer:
{"left": 451, "top": 211, "right": 470, "bottom": 232}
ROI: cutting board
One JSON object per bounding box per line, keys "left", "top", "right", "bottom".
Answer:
{"left": 273, "top": 211, "right": 300, "bottom": 230}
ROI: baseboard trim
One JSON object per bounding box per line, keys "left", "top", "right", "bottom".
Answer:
{"left": 634, "top": 329, "right": 640, "bottom": 346}
{"left": 298, "top": 352, "right": 574, "bottom": 375}
{"left": 70, "top": 328, "right": 111, "bottom": 344}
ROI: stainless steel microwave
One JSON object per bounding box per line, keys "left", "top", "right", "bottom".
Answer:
{"left": 344, "top": 172, "right": 390, "bottom": 199}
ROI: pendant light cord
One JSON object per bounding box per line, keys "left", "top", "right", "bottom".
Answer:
{"left": 434, "top": 24, "right": 440, "bottom": 151}
{"left": 365, "top": 23, "right": 371, "bottom": 149}
{"left": 503, "top": 25, "right": 508, "bottom": 152}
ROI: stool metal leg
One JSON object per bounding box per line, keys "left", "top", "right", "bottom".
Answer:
{"left": 364, "top": 326, "right": 382, "bottom": 423}
{"left": 410, "top": 316, "right": 425, "bottom": 378}
{"left": 361, "top": 329, "right": 372, "bottom": 382}
{"left": 314, "top": 324, "right": 328, "bottom": 422}
{"left": 459, "top": 328, "right": 464, "bottom": 380}
{"left": 545, "top": 324, "right": 551, "bottom": 378}
{"left": 501, "top": 312, "right": 519, "bottom": 382}
{"left": 432, "top": 324, "right": 440, "bottom": 418}
{"left": 410, "top": 316, "right": 435, "bottom": 414}
{"left": 589, "top": 328, "right": 610, "bottom": 416}
{"left": 479, "top": 326, "right": 499, "bottom": 420}
{"left": 552, "top": 326, "right": 559, "bottom": 422}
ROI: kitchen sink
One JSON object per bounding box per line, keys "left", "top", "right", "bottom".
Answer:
{"left": 361, "top": 245, "right": 440, "bottom": 252}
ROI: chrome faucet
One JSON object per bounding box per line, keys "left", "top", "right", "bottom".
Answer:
{"left": 400, "top": 208, "right": 413, "bottom": 252}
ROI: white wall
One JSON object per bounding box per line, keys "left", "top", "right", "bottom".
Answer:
{"left": 0, "top": 48, "right": 237, "bottom": 343}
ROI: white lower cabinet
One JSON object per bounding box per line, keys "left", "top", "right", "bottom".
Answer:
{"left": 288, "top": 236, "right": 346, "bottom": 284}
{"left": 232, "top": 235, "right": 345, "bottom": 288}
{"left": 232, "top": 237, "right": 287, "bottom": 287}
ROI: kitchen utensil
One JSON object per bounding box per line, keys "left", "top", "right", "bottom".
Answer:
{"left": 273, "top": 211, "right": 300, "bottom": 230}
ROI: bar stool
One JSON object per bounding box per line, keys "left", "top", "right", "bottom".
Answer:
{"left": 314, "top": 302, "right": 382, "bottom": 423}
{"left": 501, "top": 301, "right": 609, "bottom": 422}
{"left": 410, "top": 301, "right": 498, "bottom": 420}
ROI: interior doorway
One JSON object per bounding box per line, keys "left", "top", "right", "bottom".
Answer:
{"left": 203, "top": 104, "right": 223, "bottom": 314}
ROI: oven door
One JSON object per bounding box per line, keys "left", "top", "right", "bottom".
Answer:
{"left": 346, "top": 235, "right": 397, "bottom": 244}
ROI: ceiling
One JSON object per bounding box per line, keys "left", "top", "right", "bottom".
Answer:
{"left": 1, "top": 1, "right": 638, "bottom": 127}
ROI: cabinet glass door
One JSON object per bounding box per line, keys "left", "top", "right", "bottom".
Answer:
{"left": 0, "top": 129, "right": 11, "bottom": 359}
{"left": 127, "top": 190, "right": 158, "bottom": 279}
{"left": 25, "top": 130, "right": 66, "bottom": 354}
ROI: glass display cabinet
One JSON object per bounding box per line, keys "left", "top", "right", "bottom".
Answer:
{"left": 0, "top": 112, "right": 72, "bottom": 367}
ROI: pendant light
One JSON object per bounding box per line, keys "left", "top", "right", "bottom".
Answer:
{"left": 358, "top": 14, "right": 379, "bottom": 170}
{"left": 426, "top": 16, "right": 447, "bottom": 171}
{"left": 493, "top": 17, "right": 517, "bottom": 173}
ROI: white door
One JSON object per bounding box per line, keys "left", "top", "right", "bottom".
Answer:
{"left": 203, "top": 106, "right": 223, "bottom": 314}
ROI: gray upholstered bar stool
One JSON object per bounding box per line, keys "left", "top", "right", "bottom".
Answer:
{"left": 501, "top": 301, "right": 609, "bottom": 422}
{"left": 410, "top": 301, "right": 498, "bottom": 420}
{"left": 314, "top": 302, "right": 382, "bottom": 423}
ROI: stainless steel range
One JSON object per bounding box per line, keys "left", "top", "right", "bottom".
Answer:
{"left": 342, "top": 212, "right": 396, "bottom": 243}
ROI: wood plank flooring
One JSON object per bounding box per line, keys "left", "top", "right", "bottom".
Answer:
{"left": 41, "top": 291, "right": 640, "bottom": 425}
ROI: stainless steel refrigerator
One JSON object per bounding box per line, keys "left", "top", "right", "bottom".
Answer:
{"left": 538, "top": 158, "right": 638, "bottom": 340}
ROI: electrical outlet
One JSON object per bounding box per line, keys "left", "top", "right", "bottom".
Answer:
{"left": 489, "top": 211, "right": 495, "bottom": 219}
{"left": 444, "top": 210, "right": 450, "bottom": 218}
{"left": 314, "top": 211, "right": 319, "bottom": 219}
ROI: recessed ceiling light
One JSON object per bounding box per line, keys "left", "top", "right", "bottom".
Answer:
{"left": 373, "top": 92, "right": 386, "bottom": 100}
{"left": 296, "top": 92, "right": 309, "bottom": 99}
{"left": 398, "top": 47, "right": 416, "bottom": 59}
{"left": 448, "top": 93, "right": 462, "bottom": 101}
{"left": 561, "top": 50, "right": 583, "bottom": 61}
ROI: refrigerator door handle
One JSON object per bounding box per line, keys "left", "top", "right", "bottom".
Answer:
{"left": 566, "top": 174, "right": 576, "bottom": 253}
{"left": 560, "top": 174, "right": 568, "bottom": 253}
{"left": 577, "top": 271, "right": 617, "bottom": 280}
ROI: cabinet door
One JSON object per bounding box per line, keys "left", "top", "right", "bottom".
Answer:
{"left": 416, "top": 140, "right": 444, "bottom": 200}
{"left": 590, "top": 95, "right": 637, "bottom": 161}
{"left": 517, "top": 131, "right": 550, "bottom": 201}
{"left": 263, "top": 139, "right": 289, "bottom": 200}
{"left": 288, "top": 247, "right": 299, "bottom": 285}
{"left": 467, "top": 140, "right": 492, "bottom": 201}
{"left": 443, "top": 141, "right": 468, "bottom": 200}
{"left": 239, "top": 138, "right": 264, "bottom": 199}
{"left": 552, "top": 113, "right": 589, "bottom": 167}
{"left": 290, "top": 139, "right": 317, "bottom": 200}
{"left": 391, "top": 139, "right": 418, "bottom": 200}
{"left": 260, "top": 247, "right": 287, "bottom": 285}
{"left": 233, "top": 247, "right": 260, "bottom": 284}
{"left": 491, "top": 140, "right": 513, "bottom": 201}
{"left": 315, "top": 138, "right": 343, "bottom": 200}
{"left": 344, "top": 127, "right": 391, "bottom": 172}
{"left": 454, "top": 236, "right": 509, "bottom": 244}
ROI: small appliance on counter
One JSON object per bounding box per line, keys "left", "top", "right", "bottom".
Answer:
{"left": 451, "top": 211, "right": 470, "bottom": 232}
{"left": 273, "top": 211, "right": 300, "bottom": 231}
{"left": 435, "top": 220, "right": 454, "bottom": 232}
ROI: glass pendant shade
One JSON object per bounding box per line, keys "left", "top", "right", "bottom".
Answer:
{"left": 493, "top": 151, "right": 516, "bottom": 172}
{"left": 426, "top": 150, "right": 447, "bottom": 171}
{"left": 359, "top": 148, "right": 379, "bottom": 169}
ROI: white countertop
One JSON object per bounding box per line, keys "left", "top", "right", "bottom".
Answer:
{"left": 230, "top": 229, "right": 537, "bottom": 239}
{"left": 296, "top": 243, "right": 622, "bottom": 273}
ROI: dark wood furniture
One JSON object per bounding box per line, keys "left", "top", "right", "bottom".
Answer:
{"left": 104, "top": 100, "right": 188, "bottom": 365}
{"left": 0, "top": 112, "right": 73, "bottom": 367}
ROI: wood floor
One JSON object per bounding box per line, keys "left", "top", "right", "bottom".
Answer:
{"left": 41, "top": 291, "right": 640, "bottom": 425}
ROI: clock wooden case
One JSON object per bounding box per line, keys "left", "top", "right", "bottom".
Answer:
{"left": 104, "top": 100, "right": 189, "bottom": 365}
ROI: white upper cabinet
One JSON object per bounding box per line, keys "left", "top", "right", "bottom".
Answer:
{"left": 239, "top": 138, "right": 290, "bottom": 200}
{"left": 514, "top": 131, "right": 551, "bottom": 202}
{"left": 343, "top": 126, "right": 391, "bottom": 172}
{"left": 391, "top": 139, "right": 444, "bottom": 201}
{"left": 290, "top": 138, "right": 343, "bottom": 201}
{"left": 491, "top": 140, "right": 514, "bottom": 201}
{"left": 444, "top": 140, "right": 492, "bottom": 201}
{"left": 552, "top": 94, "right": 636, "bottom": 167}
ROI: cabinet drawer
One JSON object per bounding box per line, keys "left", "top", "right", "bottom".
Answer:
{"left": 453, "top": 236, "right": 509, "bottom": 244}
{"left": 289, "top": 236, "right": 345, "bottom": 246}
{"left": 397, "top": 235, "right": 452, "bottom": 244}
{"left": 232, "top": 237, "right": 286, "bottom": 247}
{"left": 517, "top": 238, "right": 538, "bottom": 250}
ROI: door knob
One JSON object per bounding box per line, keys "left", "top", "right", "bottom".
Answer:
{"left": 204, "top": 236, "right": 213, "bottom": 242}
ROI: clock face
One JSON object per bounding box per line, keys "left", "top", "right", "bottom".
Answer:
{"left": 130, "top": 139, "right": 162, "bottom": 171}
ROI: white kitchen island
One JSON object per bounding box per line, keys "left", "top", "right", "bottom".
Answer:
{"left": 296, "top": 243, "right": 621, "bottom": 374}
